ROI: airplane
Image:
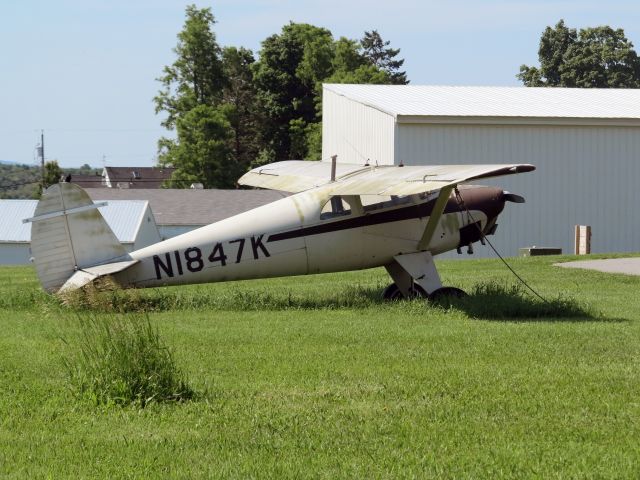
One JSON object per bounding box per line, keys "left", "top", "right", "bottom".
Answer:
{"left": 24, "top": 158, "right": 534, "bottom": 301}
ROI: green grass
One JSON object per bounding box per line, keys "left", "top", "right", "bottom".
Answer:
{"left": 1, "top": 254, "right": 639, "bottom": 478}
{"left": 62, "top": 314, "right": 195, "bottom": 407}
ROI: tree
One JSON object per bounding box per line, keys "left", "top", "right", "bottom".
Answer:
{"left": 221, "top": 46, "right": 262, "bottom": 173}
{"left": 518, "top": 20, "right": 640, "bottom": 88}
{"left": 155, "top": 5, "right": 226, "bottom": 130}
{"left": 253, "top": 24, "right": 407, "bottom": 161}
{"left": 361, "top": 30, "right": 408, "bottom": 85}
{"left": 253, "top": 23, "right": 335, "bottom": 161}
{"left": 44, "top": 160, "right": 62, "bottom": 188}
{"left": 158, "top": 105, "right": 235, "bottom": 188}
{"left": 155, "top": 5, "right": 240, "bottom": 188}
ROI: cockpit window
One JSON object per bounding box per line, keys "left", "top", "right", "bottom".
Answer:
{"left": 320, "top": 196, "right": 352, "bottom": 220}
{"left": 361, "top": 195, "right": 414, "bottom": 213}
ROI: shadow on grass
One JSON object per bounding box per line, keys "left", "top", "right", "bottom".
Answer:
{"left": 55, "top": 281, "right": 388, "bottom": 313}
{"left": 50, "top": 279, "right": 613, "bottom": 322}
{"left": 435, "top": 282, "right": 615, "bottom": 322}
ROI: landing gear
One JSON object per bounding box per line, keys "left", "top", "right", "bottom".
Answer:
{"left": 382, "top": 282, "right": 427, "bottom": 300}
{"left": 427, "top": 286, "right": 467, "bottom": 305}
{"left": 381, "top": 283, "right": 465, "bottom": 302}
{"left": 383, "top": 252, "right": 467, "bottom": 303}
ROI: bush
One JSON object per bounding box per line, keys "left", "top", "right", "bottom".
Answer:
{"left": 63, "top": 314, "right": 195, "bottom": 407}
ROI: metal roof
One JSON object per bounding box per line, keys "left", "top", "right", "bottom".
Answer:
{"left": 84, "top": 188, "right": 288, "bottom": 226}
{"left": 323, "top": 84, "right": 640, "bottom": 121}
{"left": 0, "top": 199, "right": 150, "bottom": 243}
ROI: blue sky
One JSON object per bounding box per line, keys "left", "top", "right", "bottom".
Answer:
{"left": 1, "top": 0, "right": 639, "bottom": 168}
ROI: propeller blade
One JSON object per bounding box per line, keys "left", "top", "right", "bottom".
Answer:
{"left": 503, "top": 191, "right": 525, "bottom": 203}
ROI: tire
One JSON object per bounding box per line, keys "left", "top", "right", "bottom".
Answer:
{"left": 382, "top": 283, "right": 427, "bottom": 301}
{"left": 428, "top": 287, "right": 467, "bottom": 306}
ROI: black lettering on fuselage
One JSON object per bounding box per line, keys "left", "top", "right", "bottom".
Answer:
{"left": 229, "top": 238, "right": 245, "bottom": 263}
{"left": 251, "top": 235, "right": 270, "bottom": 259}
{"left": 153, "top": 253, "right": 173, "bottom": 279}
{"left": 174, "top": 250, "right": 183, "bottom": 275}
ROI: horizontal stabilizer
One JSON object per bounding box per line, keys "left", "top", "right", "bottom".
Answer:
{"left": 59, "top": 260, "right": 139, "bottom": 292}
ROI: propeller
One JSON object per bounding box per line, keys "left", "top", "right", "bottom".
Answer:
{"left": 503, "top": 191, "right": 525, "bottom": 203}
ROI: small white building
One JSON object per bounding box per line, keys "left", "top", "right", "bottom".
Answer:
{"left": 322, "top": 84, "right": 640, "bottom": 256}
{"left": 0, "top": 199, "right": 161, "bottom": 265}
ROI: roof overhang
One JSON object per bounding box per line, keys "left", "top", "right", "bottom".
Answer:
{"left": 396, "top": 115, "right": 640, "bottom": 127}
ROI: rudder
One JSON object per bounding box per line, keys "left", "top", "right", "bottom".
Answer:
{"left": 26, "top": 183, "right": 131, "bottom": 292}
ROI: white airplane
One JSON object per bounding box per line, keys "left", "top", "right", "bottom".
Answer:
{"left": 25, "top": 159, "right": 534, "bottom": 300}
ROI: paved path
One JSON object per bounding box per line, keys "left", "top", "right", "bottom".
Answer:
{"left": 555, "top": 257, "right": 640, "bottom": 276}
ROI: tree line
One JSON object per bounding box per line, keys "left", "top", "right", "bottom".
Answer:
{"left": 518, "top": 20, "right": 640, "bottom": 87}
{"left": 154, "top": 5, "right": 408, "bottom": 189}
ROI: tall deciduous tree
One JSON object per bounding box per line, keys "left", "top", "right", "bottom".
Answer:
{"left": 518, "top": 20, "right": 640, "bottom": 88}
{"left": 155, "top": 5, "right": 226, "bottom": 129}
{"left": 158, "top": 105, "right": 234, "bottom": 188}
{"left": 253, "top": 25, "right": 407, "bottom": 161}
{"left": 253, "top": 23, "right": 335, "bottom": 161}
{"left": 221, "top": 46, "right": 262, "bottom": 172}
{"left": 155, "top": 5, "right": 238, "bottom": 188}
{"left": 361, "top": 30, "right": 408, "bottom": 85}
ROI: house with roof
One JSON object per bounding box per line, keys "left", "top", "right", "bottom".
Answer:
{"left": 0, "top": 199, "right": 161, "bottom": 264}
{"left": 99, "top": 166, "right": 175, "bottom": 189}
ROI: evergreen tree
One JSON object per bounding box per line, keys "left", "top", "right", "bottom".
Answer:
{"left": 361, "top": 30, "right": 408, "bottom": 85}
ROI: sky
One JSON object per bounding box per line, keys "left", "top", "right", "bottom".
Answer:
{"left": 1, "top": 0, "right": 640, "bottom": 169}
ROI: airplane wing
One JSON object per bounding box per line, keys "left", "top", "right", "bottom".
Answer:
{"left": 238, "top": 160, "right": 369, "bottom": 192}
{"left": 239, "top": 161, "right": 535, "bottom": 196}
{"left": 329, "top": 164, "right": 535, "bottom": 196}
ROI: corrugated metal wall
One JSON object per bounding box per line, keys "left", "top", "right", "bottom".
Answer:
{"left": 322, "top": 90, "right": 396, "bottom": 165}
{"left": 0, "top": 244, "right": 31, "bottom": 265}
{"left": 397, "top": 123, "right": 640, "bottom": 257}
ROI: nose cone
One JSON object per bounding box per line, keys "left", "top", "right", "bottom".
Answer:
{"left": 456, "top": 186, "right": 506, "bottom": 220}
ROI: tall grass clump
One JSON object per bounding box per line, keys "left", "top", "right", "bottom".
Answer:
{"left": 63, "top": 314, "right": 195, "bottom": 407}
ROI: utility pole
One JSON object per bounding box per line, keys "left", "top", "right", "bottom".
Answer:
{"left": 38, "top": 130, "right": 45, "bottom": 191}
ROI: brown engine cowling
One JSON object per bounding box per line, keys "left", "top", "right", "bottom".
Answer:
{"left": 451, "top": 185, "right": 525, "bottom": 252}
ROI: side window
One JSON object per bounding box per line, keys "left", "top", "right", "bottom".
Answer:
{"left": 361, "top": 195, "right": 414, "bottom": 213}
{"left": 320, "top": 196, "right": 352, "bottom": 220}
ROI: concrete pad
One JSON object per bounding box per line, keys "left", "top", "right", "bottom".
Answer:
{"left": 555, "top": 257, "right": 640, "bottom": 276}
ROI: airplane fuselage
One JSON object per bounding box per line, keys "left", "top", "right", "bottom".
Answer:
{"left": 114, "top": 184, "right": 506, "bottom": 289}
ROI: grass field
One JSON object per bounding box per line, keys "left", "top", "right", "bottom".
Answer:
{"left": 1, "top": 255, "right": 639, "bottom": 478}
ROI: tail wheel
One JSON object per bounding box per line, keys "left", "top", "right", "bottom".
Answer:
{"left": 382, "top": 283, "right": 427, "bottom": 301}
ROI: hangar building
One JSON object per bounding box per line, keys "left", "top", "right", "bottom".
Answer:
{"left": 322, "top": 84, "right": 640, "bottom": 257}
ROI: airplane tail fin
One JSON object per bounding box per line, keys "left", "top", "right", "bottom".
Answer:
{"left": 25, "top": 183, "right": 136, "bottom": 293}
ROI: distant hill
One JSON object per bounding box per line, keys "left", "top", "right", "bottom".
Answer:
{"left": 0, "top": 163, "right": 98, "bottom": 199}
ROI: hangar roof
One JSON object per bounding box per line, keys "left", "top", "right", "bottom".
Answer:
{"left": 0, "top": 199, "right": 150, "bottom": 243}
{"left": 323, "top": 84, "right": 640, "bottom": 123}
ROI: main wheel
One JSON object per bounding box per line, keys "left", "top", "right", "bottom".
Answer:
{"left": 382, "top": 283, "right": 427, "bottom": 301}
{"left": 428, "top": 287, "right": 467, "bottom": 306}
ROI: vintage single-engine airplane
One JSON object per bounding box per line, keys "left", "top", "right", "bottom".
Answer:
{"left": 25, "top": 159, "right": 534, "bottom": 300}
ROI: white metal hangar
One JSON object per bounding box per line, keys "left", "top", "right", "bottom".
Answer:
{"left": 322, "top": 84, "right": 640, "bottom": 257}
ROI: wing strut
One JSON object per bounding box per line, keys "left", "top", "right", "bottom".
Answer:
{"left": 417, "top": 185, "right": 454, "bottom": 251}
